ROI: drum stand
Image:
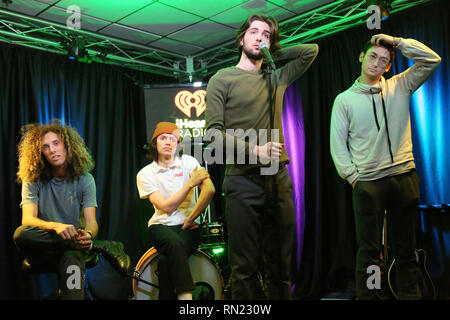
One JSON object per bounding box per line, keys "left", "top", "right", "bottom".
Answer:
{"left": 197, "top": 159, "right": 212, "bottom": 223}
{"left": 197, "top": 157, "right": 230, "bottom": 297}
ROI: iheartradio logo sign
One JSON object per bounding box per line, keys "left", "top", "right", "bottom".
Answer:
{"left": 174, "top": 90, "right": 206, "bottom": 118}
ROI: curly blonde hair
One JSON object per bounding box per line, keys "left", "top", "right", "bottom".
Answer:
{"left": 17, "top": 120, "right": 94, "bottom": 184}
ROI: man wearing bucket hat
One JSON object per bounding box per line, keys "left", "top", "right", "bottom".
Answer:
{"left": 136, "top": 122, "right": 215, "bottom": 300}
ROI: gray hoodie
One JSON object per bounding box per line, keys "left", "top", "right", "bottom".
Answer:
{"left": 330, "top": 38, "right": 441, "bottom": 185}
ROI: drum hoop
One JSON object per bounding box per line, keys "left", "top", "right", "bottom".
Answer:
{"left": 194, "top": 248, "right": 214, "bottom": 261}
{"left": 132, "top": 247, "right": 224, "bottom": 298}
{"left": 132, "top": 247, "right": 158, "bottom": 293}
{"left": 135, "top": 247, "right": 158, "bottom": 270}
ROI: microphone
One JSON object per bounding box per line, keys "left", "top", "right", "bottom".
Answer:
{"left": 258, "top": 41, "right": 276, "bottom": 70}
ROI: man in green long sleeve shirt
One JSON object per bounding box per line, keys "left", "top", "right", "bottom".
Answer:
{"left": 205, "top": 14, "right": 318, "bottom": 299}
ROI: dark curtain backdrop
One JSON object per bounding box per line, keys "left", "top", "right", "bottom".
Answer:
{"left": 0, "top": 42, "right": 173, "bottom": 299}
{"left": 1, "top": 0, "right": 449, "bottom": 300}
{"left": 291, "top": 0, "right": 450, "bottom": 298}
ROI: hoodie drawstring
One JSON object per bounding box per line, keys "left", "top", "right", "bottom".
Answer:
{"left": 370, "top": 89, "right": 394, "bottom": 163}
{"left": 371, "top": 94, "right": 381, "bottom": 131}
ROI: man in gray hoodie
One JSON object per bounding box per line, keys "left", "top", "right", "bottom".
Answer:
{"left": 330, "top": 34, "right": 441, "bottom": 299}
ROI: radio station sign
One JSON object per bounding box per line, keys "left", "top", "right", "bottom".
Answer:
{"left": 174, "top": 89, "right": 206, "bottom": 138}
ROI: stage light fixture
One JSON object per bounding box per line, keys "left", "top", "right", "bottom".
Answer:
{"left": 66, "top": 36, "right": 91, "bottom": 63}
{"left": 212, "top": 247, "right": 225, "bottom": 256}
{"left": 67, "top": 37, "right": 83, "bottom": 60}
{"left": 366, "top": 0, "right": 393, "bottom": 21}
{"left": 96, "top": 51, "right": 108, "bottom": 62}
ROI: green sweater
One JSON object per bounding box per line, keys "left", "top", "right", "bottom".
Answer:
{"left": 205, "top": 44, "right": 319, "bottom": 175}
{"left": 330, "top": 38, "right": 441, "bottom": 184}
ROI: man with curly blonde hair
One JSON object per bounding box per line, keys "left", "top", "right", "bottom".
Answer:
{"left": 13, "top": 120, "right": 98, "bottom": 299}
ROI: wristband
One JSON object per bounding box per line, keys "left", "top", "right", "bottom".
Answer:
{"left": 393, "top": 37, "right": 401, "bottom": 48}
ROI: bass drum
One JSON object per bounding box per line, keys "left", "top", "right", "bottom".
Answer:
{"left": 132, "top": 247, "right": 224, "bottom": 300}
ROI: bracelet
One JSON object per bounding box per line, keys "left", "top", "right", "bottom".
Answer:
{"left": 393, "top": 37, "right": 400, "bottom": 48}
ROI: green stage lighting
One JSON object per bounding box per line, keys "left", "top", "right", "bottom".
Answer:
{"left": 212, "top": 247, "right": 225, "bottom": 255}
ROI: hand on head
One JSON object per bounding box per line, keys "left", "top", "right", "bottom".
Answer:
{"left": 370, "top": 34, "right": 396, "bottom": 46}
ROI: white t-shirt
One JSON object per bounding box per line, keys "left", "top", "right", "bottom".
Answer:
{"left": 136, "top": 155, "right": 201, "bottom": 227}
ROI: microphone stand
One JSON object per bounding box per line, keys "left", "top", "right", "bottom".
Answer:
{"left": 266, "top": 63, "right": 278, "bottom": 206}
{"left": 266, "top": 60, "right": 283, "bottom": 294}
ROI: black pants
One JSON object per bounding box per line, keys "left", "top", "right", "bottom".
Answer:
{"left": 223, "top": 166, "right": 295, "bottom": 300}
{"left": 352, "top": 170, "right": 420, "bottom": 300}
{"left": 148, "top": 224, "right": 201, "bottom": 300}
{"left": 13, "top": 225, "right": 88, "bottom": 300}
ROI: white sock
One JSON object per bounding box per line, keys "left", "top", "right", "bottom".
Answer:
{"left": 177, "top": 292, "right": 193, "bottom": 300}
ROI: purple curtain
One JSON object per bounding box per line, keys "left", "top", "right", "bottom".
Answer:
{"left": 282, "top": 85, "right": 306, "bottom": 272}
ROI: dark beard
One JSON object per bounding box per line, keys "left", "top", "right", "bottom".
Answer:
{"left": 243, "top": 46, "right": 263, "bottom": 61}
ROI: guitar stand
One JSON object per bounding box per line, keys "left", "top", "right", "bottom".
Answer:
{"left": 380, "top": 211, "right": 436, "bottom": 300}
